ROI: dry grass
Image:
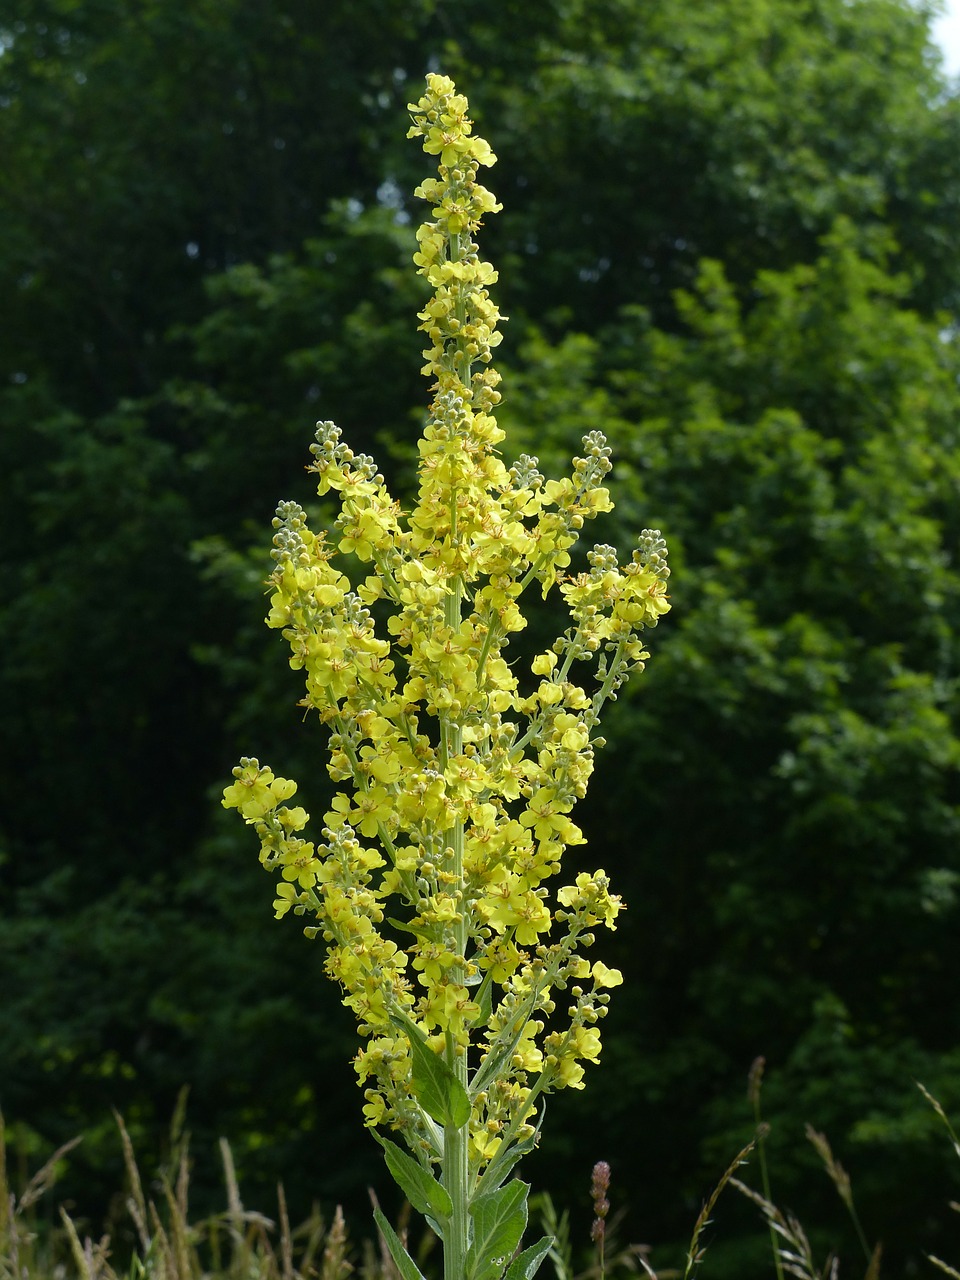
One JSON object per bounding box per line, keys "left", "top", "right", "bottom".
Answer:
{"left": 0, "top": 1109, "right": 409, "bottom": 1280}
{"left": 6, "top": 1082, "right": 960, "bottom": 1280}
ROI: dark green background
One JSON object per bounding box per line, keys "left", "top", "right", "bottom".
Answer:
{"left": 3, "top": 1, "right": 960, "bottom": 1274}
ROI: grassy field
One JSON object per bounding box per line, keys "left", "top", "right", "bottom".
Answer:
{"left": 4, "top": 1086, "right": 959, "bottom": 1280}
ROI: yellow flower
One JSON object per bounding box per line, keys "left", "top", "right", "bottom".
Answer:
{"left": 273, "top": 882, "right": 301, "bottom": 919}
{"left": 470, "top": 1128, "right": 502, "bottom": 1162}
{"left": 361, "top": 1091, "right": 387, "bottom": 1127}
{"left": 279, "top": 841, "right": 319, "bottom": 888}
{"left": 592, "top": 961, "right": 624, "bottom": 989}
{"left": 520, "top": 786, "right": 570, "bottom": 842}
{"left": 552, "top": 1057, "right": 586, "bottom": 1090}
{"left": 480, "top": 876, "right": 551, "bottom": 943}
{"left": 531, "top": 652, "right": 557, "bottom": 676}
{"left": 226, "top": 74, "right": 670, "bottom": 1160}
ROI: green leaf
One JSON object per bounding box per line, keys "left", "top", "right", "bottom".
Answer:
{"left": 373, "top": 1133, "right": 453, "bottom": 1223}
{"left": 465, "top": 1179, "right": 529, "bottom": 1280}
{"left": 474, "top": 969, "right": 494, "bottom": 1023}
{"left": 391, "top": 1013, "right": 470, "bottom": 1128}
{"left": 373, "top": 1206, "right": 427, "bottom": 1280}
{"left": 503, "top": 1236, "right": 554, "bottom": 1280}
{"left": 475, "top": 1142, "right": 531, "bottom": 1199}
{"left": 387, "top": 917, "right": 432, "bottom": 941}
{"left": 475, "top": 1105, "right": 545, "bottom": 1197}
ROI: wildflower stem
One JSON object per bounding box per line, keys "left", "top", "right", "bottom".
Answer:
{"left": 750, "top": 1066, "right": 783, "bottom": 1280}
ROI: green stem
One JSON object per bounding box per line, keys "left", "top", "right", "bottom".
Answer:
{"left": 440, "top": 439, "right": 469, "bottom": 1280}
{"left": 442, "top": 1063, "right": 470, "bottom": 1280}
{"left": 437, "top": 200, "right": 495, "bottom": 1280}
{"left": 474, "top": 613, "right": 501, "bottom": 686}
{"left": 847, "top": 1201, "right": 872, "bottom": 1266}
{"left": 473, "top": 1069, "right": 549, "bottom": 1199}
{"left": 752, "top": 1096, "right": 784, "bottom": 1280}
{"left": 591, "top": 640, "right": 627, "bottom": 719}
{"left": 332, "top": 710, "right": 417, "bottom": 900}
{"left": 442, "top": 723, "right": 469, "bottom": 1279}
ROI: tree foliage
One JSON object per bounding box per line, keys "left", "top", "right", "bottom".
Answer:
{"left": 497, "top": 221, "right": 960, "bottom": 1268}
{"left": 2, "top": 1, "right": 960, "bottom": 1274}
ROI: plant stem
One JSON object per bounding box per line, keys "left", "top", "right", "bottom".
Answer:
{"left": 442, "top": 729, "right": 470, "bottom": 1280}
{"left": 440, "top": 304, "right": 470, "bottom": 1273}
{"left": 752, "top": 1094, "right": 783, "bottom": 1280}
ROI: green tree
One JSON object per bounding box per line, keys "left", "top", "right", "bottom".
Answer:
{"left": 443, "top": 0, "right": 960, "bottom": 320}
{"left": 497, "top": 219, "right": 960, "bottom": 1273}
{"left": 2, "top": 1, "right": 960, "bottom": 1271}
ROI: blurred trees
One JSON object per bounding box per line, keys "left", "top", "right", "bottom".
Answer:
{"left": 498, "top": 223, "right": 960, "bottom": 1270}
{"left": 2, "top": 0, "right": 960, "bottom": 1274}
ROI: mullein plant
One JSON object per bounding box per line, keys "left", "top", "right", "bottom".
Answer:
{"left": 223, "top": 74, "right": 671, "bottom": 1280}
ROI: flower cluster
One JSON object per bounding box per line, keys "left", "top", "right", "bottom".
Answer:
{"left": 223, "top": 73, "right": 669, "bottom": 1185}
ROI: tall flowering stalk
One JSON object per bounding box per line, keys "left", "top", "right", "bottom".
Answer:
{"left": 223, "top": 74, "right": 670, "bottom": 1280}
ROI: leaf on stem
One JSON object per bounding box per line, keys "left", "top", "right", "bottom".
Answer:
{"left": 503, "top": 1235, "right": 554, "bottom": 1280}
{"left": 475, "top": 1110, "right": 545, "bottom": 1197}
{"left": 373, "top": 1133, "right": 453, "bottom": 1225}
{"left": 373, "top": 1206, "right": 427, "bottom": 1280}
{"left": 466, "top": 1179, "right": 529, "bottom": 1280}
{"left": 391, "top": 1012, "right": 470, "bottom": 1129}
